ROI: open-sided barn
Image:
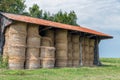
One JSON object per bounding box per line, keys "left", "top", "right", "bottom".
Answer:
{"left": 0, "top": 12, "right": 112, "bottom": 69}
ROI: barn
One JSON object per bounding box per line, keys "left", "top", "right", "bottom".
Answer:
{"left": 0, "top": 12, "right": 113, "bottom": 69}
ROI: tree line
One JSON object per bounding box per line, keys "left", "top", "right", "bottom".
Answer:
{"left": 0, "top": 0, "right": 79, "bottom": 26}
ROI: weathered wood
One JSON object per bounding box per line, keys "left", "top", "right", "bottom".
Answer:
{"left": 93, "top": 37, "right": 101, "bottom": 66}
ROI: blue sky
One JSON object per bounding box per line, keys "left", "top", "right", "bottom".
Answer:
{"left": 25, "top": 0, "right": 120, "bottom": 58}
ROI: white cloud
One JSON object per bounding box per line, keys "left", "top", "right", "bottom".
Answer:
{"left": 25, "top": 0, "right": 120, "bottom": 31}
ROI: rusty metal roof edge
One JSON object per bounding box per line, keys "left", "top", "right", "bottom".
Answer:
{"left": 0, "top": 12, "right": 113, "bottom": 39}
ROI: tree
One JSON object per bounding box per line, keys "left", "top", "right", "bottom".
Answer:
{"left": 53, "top": 10, "right": 78, "bottom": 26}
{"left": 29, "top": 4, "right": 43, "bottom": 18}
{"left": 0, "top": 0, "right": 26, "bottom": 14}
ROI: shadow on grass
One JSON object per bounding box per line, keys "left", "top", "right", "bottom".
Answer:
{"left": 98, "top": 64, "right": 117, "bottom": 68}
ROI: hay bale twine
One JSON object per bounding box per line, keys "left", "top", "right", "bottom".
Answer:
{"left": 41, "top": 37, "right": 52, "bottom": 46}
{"left": 41, "top": 58, "right": 55, "bottom": 68}
{"left": 44, "top": 30, "right": 54, "bottom": 46}
{"left": 40, "top": 46, "right": 55, "bottom": 58}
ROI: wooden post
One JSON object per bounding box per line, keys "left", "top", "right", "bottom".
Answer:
{"left": 80, "top": 36, "right": 83, "bottom": 66}
{"left": 93, "top": 37, "right": 101, "bottom": 66}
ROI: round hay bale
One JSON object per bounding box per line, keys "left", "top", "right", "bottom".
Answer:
{"left": 55, "top": 29, "right": 68, "bottom": 43}
{"left": 89, "top": 39, "right": 95, "bottom": 47}
{"left": 26, "top": 48, "right": 40, "bottom": 59}
{"left": 55, "top": 43, "right": 67, "bottom": 50}
{"left": 9, "top": 33, "right": 26, "bottom": 47}
{"left": 27, "top": 24, "right": 40, "bottom": 37}
{"left": 8, "top": 47, "right": 25, "bottom": 59}
{"left": 72, "top": 52, "right": 80, "bottom": 59}
{"left": 55, "top": 59, "right": 68, "bottom": 67}
{"left": 68, "top": 42, "right": 72, "bottom": 50}
{"left": 72, "top": 43, "right": 80, "bottom": 52}
{"left": 25, "top": 59, "right": 40, "bottom": 69}
{"left": 68, "top": 33, "right": 72, "bottom": 42}
{"left": 9, "top": 22, "right": 27, "bottom": 34}
{"left": 9, "top": 58, "right": 25, "bottom": 70}
{"left": 68, "top": 53, "right": 72, "bottom": 59}
{"left": 67, "top": 59, "right": 72, "bottom": 67}
{"left": 41, "top": 58, "right": 55, "bottom": 68}
{"left": 84, "top": 38, "right": 89, "bottom": 46}
{"left": 41, "top": 37, "right": 52, "bottom": 46}
{"left": 40, "top": 46, "right": 55, "bottom": 58}
{"left": 72, "top": 59, "right": 79, "bottom": 67}
{"left": 27, "top": 37, "right": 41, "bottom": 48}
{"left": 55, "top": 50, "right": 68, "bottom": 59}
{"left": 72, "top": 35, "right": 79, "bottom": 43}
{"left": 44, "top": 30, "right": 54, "bottom": 46}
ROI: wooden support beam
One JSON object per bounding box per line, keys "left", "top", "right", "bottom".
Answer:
{"left": 93, "top": 37, "right": 101, "bottom": 66}
{"left": 40, "top": 27, "right": 52, "bottom": 32}
{"left": 87, "top": 35, "right": 96, "bottom": 38}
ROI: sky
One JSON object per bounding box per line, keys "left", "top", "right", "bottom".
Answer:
{"left": 25, "top": 0, "right": 120, "bottom": 58}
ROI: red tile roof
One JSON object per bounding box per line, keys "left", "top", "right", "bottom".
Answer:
{"left": 0, "top": 12, "right": 112, "bottom": 38}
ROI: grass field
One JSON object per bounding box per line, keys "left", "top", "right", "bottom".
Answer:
{"left": 0, "top": 58, "right": 120, "bottom": 80}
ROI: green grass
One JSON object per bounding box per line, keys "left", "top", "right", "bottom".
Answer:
{"left": 0, "top": 58, "right": 120, "bottom": 80}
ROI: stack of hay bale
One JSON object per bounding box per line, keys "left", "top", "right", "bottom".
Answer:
{"left": 40, "top": 46, "right": 55, "bottom": 68}
{"left": 81, "top": 37, "right": 85, "bottom": 66}
{"left": 84, "top": 37, "right": 89, "bottom": 66}
{"left": 7, "top": 22, "right": 27, "bottom": 69}
{"left": 55, "top": 29, "right": 68, "bottom": 67}
{"left": 25, "top": 24, "right": 41, "bottom": 69}
{"left": 41, "top": 37, "right": 52, "bottom": 46}
{"left": 67, "top": 33, "right": 72, "bottom": 67}
{"left": 89, "top": 39, "right": 95, "bottom": 66}
{"left": 72, "top": 35, "right": 80, "bottom": 67}
{"left": 40, "top": 29, "right": 55, "bottom": 68}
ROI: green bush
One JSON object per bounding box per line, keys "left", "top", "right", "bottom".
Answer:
{"left": 0, "top": 56, "right": 8, "bottom": 69}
